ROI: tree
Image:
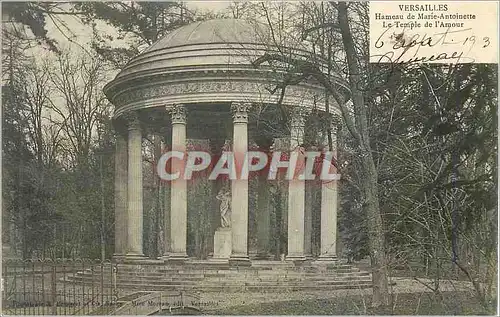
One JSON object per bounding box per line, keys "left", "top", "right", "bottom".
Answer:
{"left": 75, "top": 2, "right": 197, "bottom": 68}
{"left": 249, "top": 2, "right": 390, "bottom": 306}
{"left": 376, "top": 63, "right": 497, "bottom": 311}
{"left": 44, "top": 51, "right": 114, "bottom": 258}
{"left": 2, "top": 21, "right": 63, "bottom": 258}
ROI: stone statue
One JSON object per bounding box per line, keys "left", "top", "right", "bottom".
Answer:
{"left": 222, "top": 139, "right": 231, "bottom": 152}
{"left": 216, "top": 188, "right": 231, "bottom": 228}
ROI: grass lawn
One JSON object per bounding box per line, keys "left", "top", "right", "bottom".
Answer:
{"left": 209, "top": 291, "right": 495, "bottom": 315}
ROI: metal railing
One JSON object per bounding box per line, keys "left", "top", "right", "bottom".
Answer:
{"left": 2, "top": 259, "right": 118, "bottom": 315}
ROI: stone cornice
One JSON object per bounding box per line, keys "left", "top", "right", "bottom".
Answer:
{"left": 107, "top": 66, "right": 346, "bottom": 121}
{"left": 105, "top": 66, "right": 349, "bottom": 104}
{"left": 116, "top": 79, "right": 323, "bottom": 104}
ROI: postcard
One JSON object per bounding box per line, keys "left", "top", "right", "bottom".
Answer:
{"left": 2, "top": 1, "right": 497, "bottom": 315}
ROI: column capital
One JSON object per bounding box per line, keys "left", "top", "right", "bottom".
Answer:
{"left": 231, "top": 102, "right": 251, "bottom": 123}
{"left": 124, "top": 111, "right": 141, "bottom": 131}
{"left": 168, "top": 104, "right": 187, "bottom": 125}
{"left": 112, "top": 117, "right": 128, "bottom": 137}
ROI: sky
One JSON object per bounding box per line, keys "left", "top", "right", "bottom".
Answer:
{"left": 11, "top": 2, "right": 231, "bottom": 125}
{"left": 2, "top": 0, "right": 232, "bottom": 120}
{"left": 56, "top": 2, "right": 230, "bottom": 47}
{"left": 187, "top": 1, "right": 231, "bottom": 12}
{"left": 26, "top": 1, "right": 232, "bottom": 61}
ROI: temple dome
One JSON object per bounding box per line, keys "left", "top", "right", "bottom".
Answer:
{"left": 109, "top": 18, "right": 275, "bottom": 82}
{"left": 104, "top": 18, "right": 345, "bottom": 118}
{"left": 142, "top": 19, "right": 270, "bottom": 52}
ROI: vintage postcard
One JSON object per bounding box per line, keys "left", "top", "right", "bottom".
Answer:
{"left": 2, "top": 1, "right": 498, "bottom": 315}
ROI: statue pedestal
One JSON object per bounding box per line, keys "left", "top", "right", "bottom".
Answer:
{"left": 213, "top": 227, "right": 232, "bottom": 259}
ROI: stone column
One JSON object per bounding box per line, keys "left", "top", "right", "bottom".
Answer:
{"left": 318, "top": 115, "right": 340, "bottom": 261}
{"left": 114, "top": 127, "right": 128, "bottom": 258}
{"left": 304, "top": 181, "right": 313, "bottom": 258}
{"left": 125, "top": 112, "right": 145, "bottom": 259}
{"left": 168, "top": 104, "right": 188, "bottom": 261}
{"left": 229, "top": 102, "right": 251, "bottom": 265}
{"left": 286, "top": 108, "right": 307, "bottom": 261}
{"left": 256, "top": 174, "right": 271, "bottom": 259}
{"left": 160, "top": 135, "right": 171, "bottom": 260}
{"left": 255, "top": 139, "right": 272, "bottom": 259}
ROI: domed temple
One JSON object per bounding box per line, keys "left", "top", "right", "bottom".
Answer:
{"left": 104, "top": 18, "right": 349, "bottom": 266}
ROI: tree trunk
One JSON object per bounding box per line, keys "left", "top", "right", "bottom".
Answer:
{"left": 362, "top": 151, "right": 389, "bottom": 306}
{"left": 337, "top": 2, "right": 389, "bottom": 306}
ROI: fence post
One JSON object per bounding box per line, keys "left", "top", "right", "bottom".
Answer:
{"left": 41, "top": 261, "right": 45, "bottom": 315}
{"left": 51, "top": 262, "right": 57, "bottom": 315}
{"left": 113, "top": 264, "right": 118, "bottom": 312}
{"left": 100, "top": 262, "right": 104, "bottom": 308}
{"left": 2, "top": 262, "right": 6, "bottom": 314}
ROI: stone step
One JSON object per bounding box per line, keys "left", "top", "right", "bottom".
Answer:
{"left": 87, "top": 265, "right": 364, "bottom": 272}
{"left": 87, "top": 282, "right": 373, "bottom": 292}
{"left": 67, "top": 270, "right": 372, "bottom": 281}
{"left": 231, "top": 279, "right": 372, "bottom": 286}
{"left": 111, "top": 265, "right": 230, "bottom": 271}
{"left": 64, "top": 261, "right": 372, "bottom": 292}
{"left": 243, "top": 284, "right": 373, "bottom": 292}
{"left": 69, "top": 276, "right": 371, "bottom": 286}
{"left": 64, "top": 277, "right": 202, "bottom": 286}
{"left": 210, "top": 272, "right": 370, "bottom": 279}
{"left": 113, "top": 272, "right": 206, "bottom": 279}
{"left": 103, "top": 270, "right": 361, "bottom": 279}
{"left": 71, "top": 270, "right": 371, "bottom": 282}
{"left": 108, "top": 264, "right": 357, "bottom": 272}
{"left": 72, "top": 272, "right": 371, "bottom": 283}
{"left": 62, "top": 278, "right": 372, "bottom": 292}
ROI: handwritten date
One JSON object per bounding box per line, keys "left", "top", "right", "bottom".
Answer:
{"left": 372, "top": 25, "right": 489, "bottom": 64}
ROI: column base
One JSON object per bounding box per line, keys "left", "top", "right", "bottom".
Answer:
{"left": 229, "top": 254, "right": 251, "bottom": 267}
{"left": 112, "top": 254, "right": 127, "bottom": 263}
{"left": 313, "top": 254, "right": 338, "bottom": 264}
{"left": 207, "top": 257, "right": 229, "bottom": 264}
{"left": 167, "top": 252, "right": 188, "bottom": 263}
{"left": 304, "top": 253, "right": 314, "bottom": 261}
{"left": 255, "top": 252, "right": 273, "bottom": 260}
{"left": 285, "top": 254, "right": 306, "bottom": 262}
{"left": 123, "top": 253, "right": 147, "bottom": 263}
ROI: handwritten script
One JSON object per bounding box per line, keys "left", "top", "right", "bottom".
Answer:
{"left": 371, "top": 26, "right": 489, "bottom": 65}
